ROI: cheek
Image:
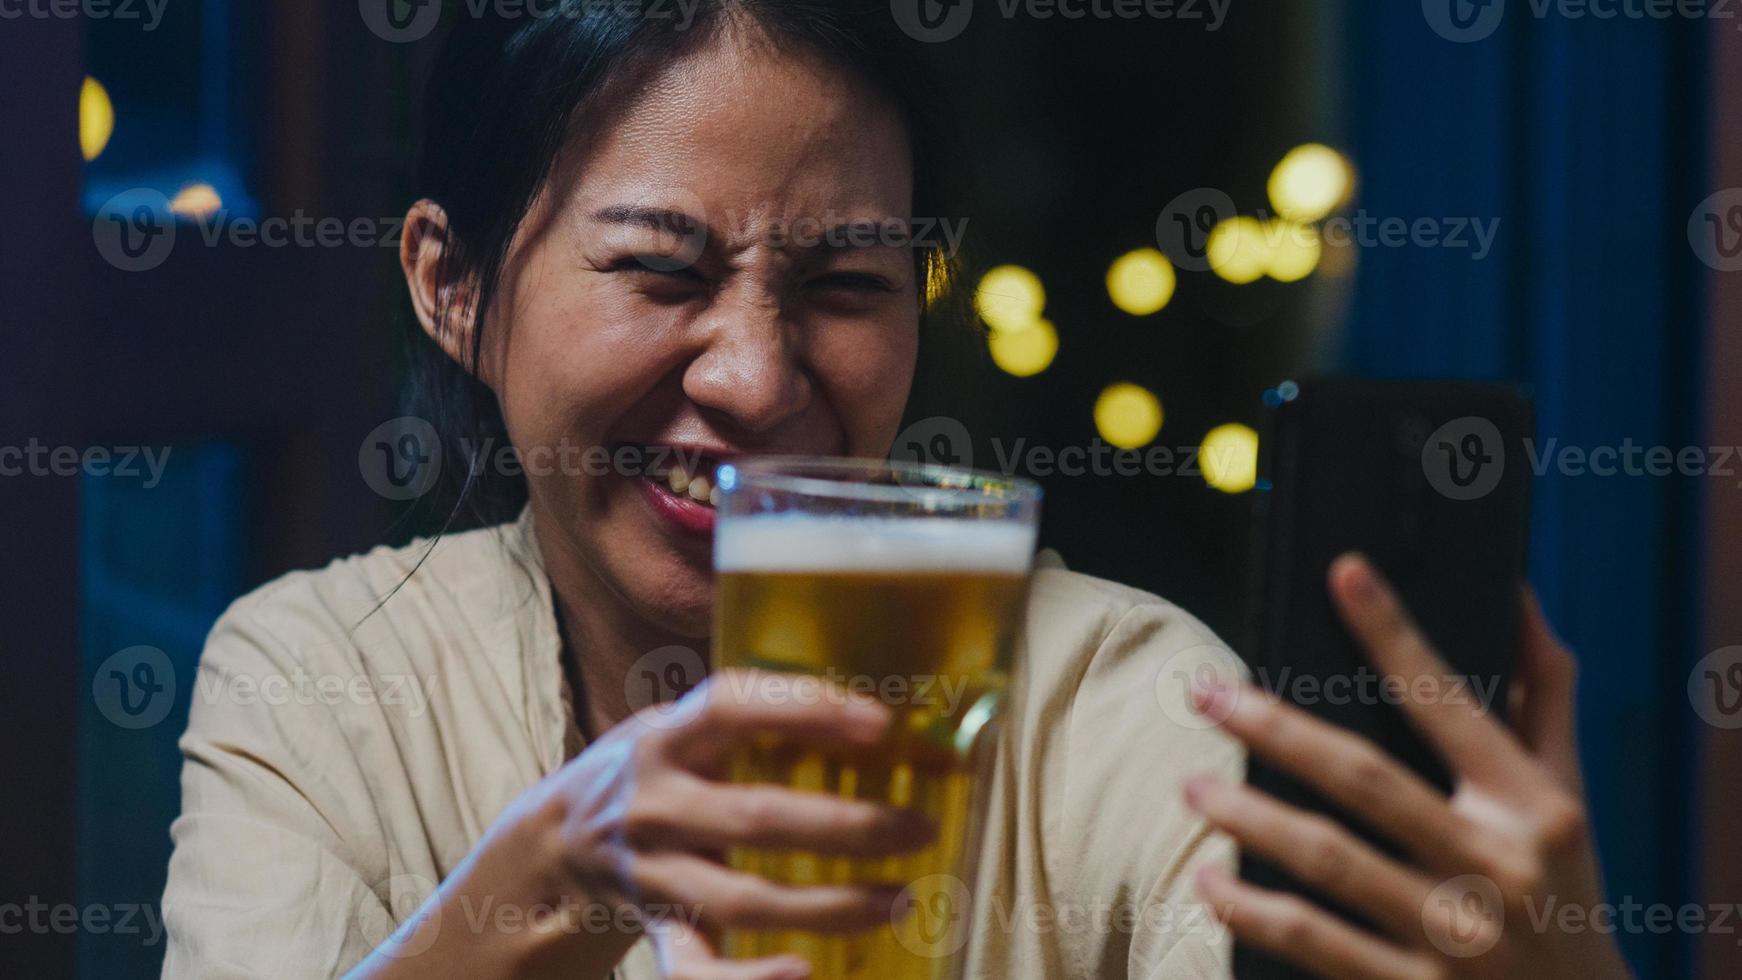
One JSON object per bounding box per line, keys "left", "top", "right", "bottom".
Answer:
{"left": 811, "top": 316, "right": 920, "bottom": 451}
{"left": 496, "top": 285, "right": 686, "bottom": 450}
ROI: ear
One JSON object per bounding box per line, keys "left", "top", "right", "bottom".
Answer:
{"left": 401, "top": 199, "right": 486, "bottom": 380}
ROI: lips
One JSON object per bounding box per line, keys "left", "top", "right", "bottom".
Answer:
{"left": 627, "top": 444, "right": 732, "bottom": 536}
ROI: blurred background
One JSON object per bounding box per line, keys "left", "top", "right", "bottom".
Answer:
{"left": 3, "top": 1, "right": 1739, "bottom": 976}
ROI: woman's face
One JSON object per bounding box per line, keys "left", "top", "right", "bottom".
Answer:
{"left": 479, "top": 30, "right": 921, "bottom": 636}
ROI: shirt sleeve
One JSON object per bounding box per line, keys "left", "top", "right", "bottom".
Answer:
{"left": 1056, "top": 599, "right": 1248, "bottom": 979}
{"left": 160, "top": 595, "right": 403, "bottom": 979}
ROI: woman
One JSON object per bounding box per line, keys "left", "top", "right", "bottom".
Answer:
{"left": 161, "top": 4, "right": 1632, "bottom": 978}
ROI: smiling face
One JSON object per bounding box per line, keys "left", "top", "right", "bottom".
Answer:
{"left": 462, "top": 26, "right": 922, "bottom": 636}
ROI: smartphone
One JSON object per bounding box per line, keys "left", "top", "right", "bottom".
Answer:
{"left": 1232, "top": 377, "right": 1535, "bottom": 979}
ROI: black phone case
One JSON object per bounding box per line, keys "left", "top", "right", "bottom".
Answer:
{"left": 1233, "top": 378, "right": 1534, "bottom": 979}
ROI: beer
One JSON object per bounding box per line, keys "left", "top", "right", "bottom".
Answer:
{"left": 712, "top": 460, "right": 1039, "bottom": 980}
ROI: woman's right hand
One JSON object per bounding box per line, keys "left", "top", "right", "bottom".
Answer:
{"left": 350, "top": 668, "right": 934, "bottom": 980}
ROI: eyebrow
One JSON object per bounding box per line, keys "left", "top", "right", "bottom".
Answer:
{"left": 589, "top": 205, "right": 706, "bottom": 238}
{"left": 589, "top": 205, "right": 910, "bottom": 253}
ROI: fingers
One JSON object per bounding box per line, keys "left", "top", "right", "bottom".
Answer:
{"left": 628, "top": 776, "right": 935, "bottom": 858}
{"left": 632, "top": 852, "right": 900, "bottom": 935}
{"left": 650, "top": 919, "right": 812, "bottom": 980}
{"left": 1514, "top": 588, "right": 1583, "bottom": 787}
{"left": 1191, "top": 682, "right": 1474, "bottom": 868}
{"left": 664, "top": 670, "right": 892, "bottom": 771}
{"left": 1327, "top": 554, "right": 1529, "bottom": 791}
{"left": 1196, "top": 866, "right": 1437, "bottom": 980}
{"left": 1184, "top": 775, "right": 1436, "bottom": 941}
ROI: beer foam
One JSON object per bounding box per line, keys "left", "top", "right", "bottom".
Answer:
{"left": 715, "top": 515, "right": 1036, "bottom": 573}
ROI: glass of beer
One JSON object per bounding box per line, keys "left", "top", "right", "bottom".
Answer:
{"left": 711, "top": 457, "right": 1040, "bottom": 979}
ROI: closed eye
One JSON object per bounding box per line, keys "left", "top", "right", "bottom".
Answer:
{"left": 808, "top": 272, "right": 897, "bottom": 293}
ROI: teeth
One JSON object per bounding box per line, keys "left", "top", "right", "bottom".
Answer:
{"left": 709, "top": 486, "right": 722, "bottom": 507}
{"left": 687, "top": 473, "right": 712, "bottom": 503}
{"left": 668, "top": 467, "right": 691, "bottom": 494}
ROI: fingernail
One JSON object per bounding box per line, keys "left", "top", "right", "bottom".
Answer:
{"left": 1194, "top": 864, "right": 1229, "bottom": 893}
{"left": 1336, "top": 553, "right": 1380, "bottom": 601}
{"left": 1183, "top": 773, "right": 1220, "bottom": 809}
{"left": 1190, "top": 682, "right": 1232, "bottom": 716}
{"left": 847, "top": 696, "right": 892, "bottom": 731}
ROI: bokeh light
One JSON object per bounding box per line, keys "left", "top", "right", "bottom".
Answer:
{"left": 1200, "top": 423, "right": 1260, "bottom": 493}
{"left": 1105, "top": 247, "right": 1176, "bottom": 315}
{"left": 1094, "top": 382, "right": 1164, "bottom": 449}
{"left": 1267, "top": 143, "right": 1352, "bottom": 223}
{"left": 988, "top": 318, "right": 1058, "bottom": 377}
{"left": 1207, "top": 216, "right": 1270, "bottom": 284}
{"left": 1264, "top": 220, "right": 1321, "bottom": 282}
{"left": 974, "top": 264, "right": 1046, "bottom": 333}
{"left": 169, "top": 183, "right": 223, "bottom": 219}
{"left": 80, "top": 76, "right": 114, "bottom": 162}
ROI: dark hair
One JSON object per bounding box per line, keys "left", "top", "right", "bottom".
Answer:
{"left": 399, "top": 0, "right": 974, "bottom": 536}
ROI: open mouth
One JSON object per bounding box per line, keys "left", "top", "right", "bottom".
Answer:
{"left": 639, "top": 446, "right": 728, "bottom": 509}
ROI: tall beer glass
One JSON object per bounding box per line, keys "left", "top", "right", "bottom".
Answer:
{"left": 711, "top": 457, "right": 1041, "bottom": 979}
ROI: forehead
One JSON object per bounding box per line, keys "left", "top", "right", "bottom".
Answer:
{"left": 558, "top": 26, "right": 916, "bottom": 223}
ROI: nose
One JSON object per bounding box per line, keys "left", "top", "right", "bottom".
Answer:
{"left": 682, "top": 288, "right": 812, "bottom": 436}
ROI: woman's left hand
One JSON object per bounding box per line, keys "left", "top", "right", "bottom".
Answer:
{"left": 1185, "top": 554, "right": 1633, "bottom": 980}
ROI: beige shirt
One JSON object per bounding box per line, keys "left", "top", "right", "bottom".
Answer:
{"left": 161, "top": 509, "right": 1244, "bottom": 979}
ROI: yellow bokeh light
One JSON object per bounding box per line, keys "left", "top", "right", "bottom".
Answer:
{"left": 1105, "top": 247, "right": 1176, "bottom": 316}
{"left": 1207, "top": 216, "right": 1270, "bottom": 285}
{"left": 1264, "top": 220, "right": 1321, "bottom": 282}
{"left": 169, "top": 183, "right": 223, "bottom": 218}
{"left": 1200, "top": 423, "right": 1260, "bottom": 494}
{"left": 1267, "top": 143, "right": 1352, "bottom": 224}
{"left": 975, "top": 264, "right": 1046, "bottom": 333}
{"left": 1094, "top": 382, "right": 1164, "bottom": 449}
{"left": 988, "top": 318, "right": 1058, "bottom": 378}
{"left": 80, "top": 76, "right": 114, "bottom": 162}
